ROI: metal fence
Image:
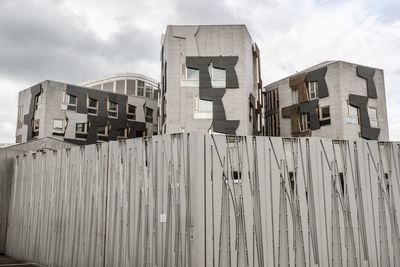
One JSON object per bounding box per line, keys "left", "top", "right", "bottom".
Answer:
{"left": 4, "top": 133, "right": 400, "bottom": 266}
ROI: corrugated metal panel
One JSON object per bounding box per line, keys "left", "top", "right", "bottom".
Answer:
{"left": 2, "top": 134, "right": 400, "bottom": 266}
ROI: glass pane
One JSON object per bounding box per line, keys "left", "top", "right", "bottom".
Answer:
{"left": 371, "top": 120, "right": 378, "bottom": 127}
{"left": 321, "top": 107, "right": 330, "bottom": 118}
{"left": 146, "top": 108, "right": 153, "bottom": 116}
{"left": 369, "top": 108, "right": 377, "bottom": 119}
{"left": 117, "top": 128, "right": 126, "bottom": 137}
{"left": 89, "top": 98, "right": 97, "bottom": 108}
{"left": 186, "top": 68, "right": 199, "bottom": 80}
{"left": 194, "top": 112, "right": 213, "bottom": 119}
{"left": 213, "top": 68, "right": 225, "bottom": 80}
{"left": 181, "top": 64, "right": 185, "bottom": 79}
{"left": 128, "top": 105, "right": 136, "bottom": 114}
{"left": 211, "top": 80, "right": 226, "bottom": 88}
{"left": 346, "top": 116, "right": 359, "bottom": 124}
{"left": 53, "top": 120, "right": 63, "bottom": 129}
{"left": 181, "top": 80, "right": 199, "bottom": 87}
{"left": 199, "top": 99, "right": 213, "bottom": 112}
{"left": 68, "top": 95, "right": 77, "bottom": 104}
{"left": 138, "top": 80, "right": 145, "bottom": 86}
{"left": 97, "top": 126, "right": 106, "bottom": 135}
{"left": 349, "top": 105, "right": 358, "bottom": 116}
{"left": 153, "top": 89, "right": 158, "bottom": 99}
{"left": 76, "top": 123, "right": 84, "bottom": 132}
{"left": 137, "top": 87, "right": 144, "bottom": 96}
{"left": 109, "top": 102, "right": 117, "bottom": 111}
{"left": 145, "top": 85, "right": 152, "bottom": 98}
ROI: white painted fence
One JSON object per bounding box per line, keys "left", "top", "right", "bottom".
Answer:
{"left": 4, "top": 133, "right": 400, "bottom": 266}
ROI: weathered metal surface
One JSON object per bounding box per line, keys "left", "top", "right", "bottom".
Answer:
{"left": 4, "top": 134, "right": 400, "bottom": 266}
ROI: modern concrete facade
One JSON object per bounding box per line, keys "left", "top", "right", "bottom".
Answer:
{"left": 264, "top": 60, "right": 389, "bottom": 140}
{"left": 15, "top": 79, "right": 158, "bottom": 145}
{"left": 160, "top": 25, "right": 262, "bottom": 136}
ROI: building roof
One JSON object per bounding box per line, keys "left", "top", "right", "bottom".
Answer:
{"left": 264, "top": 60, "right": 383, "bottom": 90}
{"left": 79, "top": 73, "right": 159, "bottom": 87}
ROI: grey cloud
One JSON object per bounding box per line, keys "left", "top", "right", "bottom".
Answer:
{"left": 0, "top": 0, "right": 160, "bottom": 85}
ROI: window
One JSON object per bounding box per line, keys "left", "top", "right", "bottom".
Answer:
{"left": 17, "top": 106, "right": 23, "bottom": 129}
{"left": 266, "top": 89, "right": 279, "bottom": 112}
{"left": 76, "top": 123, "right": 87, "bottom": 133}
{"left": 193, "top": 96, "right": 213, "bottom": 119}
{"left": 208, "top": 63, "right": 226, "bottom": 87}
{"left": 291, "top": 87, "right": 298, "bottom": 104}
{"left": 87, "top": 97, "right": 98, "bottom": 115}
{"left": 368, "top": 107, "right": 378, "bottom": 127}
{"left": 145, "top": 107, "right": 153, "bottom": 123}
{"left": 299, "top": 113, "right": 309, "bottom": 132}
{"left": 127, "top": 80, "right": 136, "bottom": 96}
{"left": 266, "top": 113, "right": 280, "bottom": 136}
{"left": 127, "top": 104, "right": 136, "bottom": 120}
{"left": 97, "top": 125, "right": 108, "bottom": 136}
{"left": 16, "top": 135, "right": 22, "bottom": 143}
{"left": 108, "top": 100, "right": 118, "bottom": 118}
{"left": 181, "top": 64, "right": 199, "bottom": 87}
{"left": 53, "top": 119, "right": 63, "bottom": 129}
{"left": 137, "top": 81, "right": 145, "bottom": 96}
{"left": 346, "top": 102, "right": 359, "bottom": 124}
{"left": 249, "top": 104, "right": 254, "bottom": 123}
{"left": 32, "top": 119, "right": 39, "bottom": 137}
{"left": 34, "top": 91, "right": 43, "bottom": 110}
{"left": 153, "top": 88, "right": 159, "bottom": 100}
{"left": 52, "top": 119, "right": 64, "bottom": 135}
{"left": 307, "top": 81, "right": 318, "bottom": 100}
{"left": 62, "top": 91, "right": 77, "bottom": 111}
{"left": 117, "top": 128, "right": 127, "bottom": 139}
{"left": 319, "top": 106, "right": 331, "bottom": 126}
{"left": 145, "top": 85, "right": 152, "bottom": 98}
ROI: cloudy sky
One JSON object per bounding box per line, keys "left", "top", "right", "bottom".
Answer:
{"left": 0, "top": 0, "right": 399, "bottom": 142}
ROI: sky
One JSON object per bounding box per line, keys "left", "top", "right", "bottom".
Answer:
{"left": 0, "top": 0, "right": 399, "bottom": 142}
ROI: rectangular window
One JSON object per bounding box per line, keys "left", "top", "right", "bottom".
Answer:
{"left": 76, "top": 123, "right": 87, "bottom": 133}
{"left": 319, "top": 106, "right": 331, "bottom": 126}
{"left": 145, "top": 85, "right": 153, "bottom": 98}
{"left": 62, "top": 91, "right": 77, "bottom": 111}
{"left": 32, "top": 119, "right": 39, "bottom": 137}
{"left": 291, "top": 87, "right": 298, "bottom": 104}
{"left": 346, "top": 102, "right": 359, "bottom": 124}
{"left": 16, "top": 135, "right": 22, "bottom": 143}
{"left": 127, "top": 104, "right": 136, "bottom": 120}
{"left": 137, "top": 80, "right": 145, "bottom": 96}
{"left": 145, "top": 107, "right": 153, "bottom": 123}
{"left": 34, "top": 90, "right": 43, "bottom": 110}
{"left": 368, "top": 107, "right": 378, "bottom": 127}
{"left": 97, "top": 125, "right": 108, "bottom": 136}
{"left": 299, "top": 113, "right": 309, "bottom": 132}
{"left": 193, "top": 96, "right": 213, "bottom": 119}
{"left": 181, "top": 64, "right": 200, "bottom": 87}
{"left": 53, "top": 119, "right": 63, "bottom": 129}
{"left": 153, "top": 88, "right": 159, "bottom": 100}
{"left": 107, "top": 100, "right": 118, "bottom": 118}
{"left": 87, "top": 97, "right": 98, "bottom": 115}
{"left": 209, "top": 64, "right": 226, "bottom": 88}
{"left": 307, "top": 81, "right": 318, "bottom": 100}
{"left": 117, "top": 128, "right": 127, "bottom": 139}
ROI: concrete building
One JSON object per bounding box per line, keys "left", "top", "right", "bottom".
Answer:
{"left": 15, "top": 77, "right": 158, "bottom": 145}
{"left": 263, "top": 60, "right": 389, "bottom": 140}
{"left": 160, "top": 25, "right": 263, "bottom": 136}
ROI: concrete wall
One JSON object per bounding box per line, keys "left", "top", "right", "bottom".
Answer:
{"left": 3, "top": 133, "right": 400, "bottom": 266}
{"left": 161, "top": 25, "right": 259, "bottom": 135}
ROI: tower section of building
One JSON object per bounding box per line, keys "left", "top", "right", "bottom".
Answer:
{"left": 263, "top": 60, "right": 388, "bottom": 140}
{"left": 160, "top": 25, "right": 262, "bottom": 135}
